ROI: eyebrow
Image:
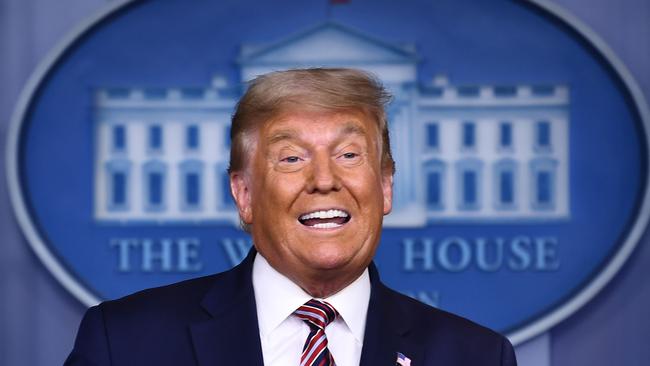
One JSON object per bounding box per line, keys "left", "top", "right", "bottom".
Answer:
{"left": 266, "top": 129, "right": 299, "bottom": 145}
{"left": 339, "top": 121, "right": 367, "bottom": 138}
{"left": 266, "top": 121, "right": 368, "bottom": 145}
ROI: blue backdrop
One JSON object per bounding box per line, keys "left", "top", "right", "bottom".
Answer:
{"left": 1, "top": 1, "right": 649, "bottom": 365}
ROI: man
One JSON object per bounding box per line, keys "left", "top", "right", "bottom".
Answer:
{"left": 65, "top": 68, "right": 517, "bottom": 366}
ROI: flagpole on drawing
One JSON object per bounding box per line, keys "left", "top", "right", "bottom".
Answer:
{"left": 327, "top": 0, "right": 350, "bottom": 19}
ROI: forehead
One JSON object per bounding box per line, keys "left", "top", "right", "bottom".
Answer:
{"left": 260, "top": 109, "right": 379, "bottom": 142}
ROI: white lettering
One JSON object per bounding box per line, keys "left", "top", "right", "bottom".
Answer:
{"left": 110, "top": 238, "right": 203, "bottom": 273}
{"left": 402, "top": 236, "right": 560, "bottom": 273}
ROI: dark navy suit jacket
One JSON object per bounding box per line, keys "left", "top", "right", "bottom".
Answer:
{"left": 65, "top": 250, "right": 517, "bottom": 365}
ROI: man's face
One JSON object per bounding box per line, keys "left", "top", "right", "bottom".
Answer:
{"left": 231, "top": 109, "right": 393, "bottom": 295}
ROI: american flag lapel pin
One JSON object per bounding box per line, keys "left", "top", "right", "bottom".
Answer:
{"left": 396, "top": 352, "right": 412, "bottom": 366}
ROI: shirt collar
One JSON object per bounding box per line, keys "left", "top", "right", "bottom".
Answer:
{"left": 320, "top": 264, "right": 370, "bottom": 343}
{"left": 252, "top": 252, "right": 370, "bottom": 343}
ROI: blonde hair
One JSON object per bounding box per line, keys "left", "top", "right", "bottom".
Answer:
{"left": 228, "top": 68, "right": 395, "bottom": 175}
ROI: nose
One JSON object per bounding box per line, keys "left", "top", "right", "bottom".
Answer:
{"left": 306, "top": 152, "right": 341, "bottom": 193}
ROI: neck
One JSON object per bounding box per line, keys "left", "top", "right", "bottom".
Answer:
{"left": 254, "top": 251, "right": 369, "bottom": 299}
{"left": 292, "top": 268, "right": 365, "bottom": 299}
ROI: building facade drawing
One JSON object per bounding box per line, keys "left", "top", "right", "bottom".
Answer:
{"left": 94, "top": 22, "right": 569, "bottom": 226}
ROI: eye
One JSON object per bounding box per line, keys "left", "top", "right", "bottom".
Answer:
{"left": 337, "top": 150, "right": 364, "bottom": 166}
{"left": 281, "top": 156, "right": 302, "bottom": 163}
{"left": 273, "top": 147, "right": 308, "bottom": 172}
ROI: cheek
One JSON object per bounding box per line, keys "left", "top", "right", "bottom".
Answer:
{"left": 347, "top": 172, "right": 385, "bottom": 200}
{"left": 255, "top": 173, "right": 304, "bottom": 209}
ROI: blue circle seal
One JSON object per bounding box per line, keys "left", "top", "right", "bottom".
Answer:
{"left": 7, "top": 0, "right": 650, "bottom": 345}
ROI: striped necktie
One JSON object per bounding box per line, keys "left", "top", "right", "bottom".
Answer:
{"left": 294, "top": 299, "right": 339, "bottom": 366}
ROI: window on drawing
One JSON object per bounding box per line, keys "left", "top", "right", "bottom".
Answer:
{"left": 530, "top": 158, "right": 557, "bottom": 210}
{"left": 186, "top": 125, "right": 200, "bottom": 150}
{"left": 149, "top": 125, "right": 162, "bottom": 150}
{"left": 221, "top": 171, "right": 233, "bottom": 207}
{"left": 185, "top": 172, "right": 200, "bottom": 206}
{"left": 427, "top": 123, "right": 439, "bottom": 149}
{"left": 499, "top": 170, "right": 514, "bottom": 204}
{"left": 426, "top": 170, "right": 442, "bottom": 208}
{"left": 224, "top": 125, "right": 231, "bottom": 147}
{"left": 148, "top": 172, "right": 163, "bottom": 206}
{"left": 111, "top": 171, "right": 126, "bottom": 206}
{"left": 536, "top": 121, "right": 551, "bottom": 148}
{"left": 462, "top": 122, "right": 475, "bottom": 148}
{"left": 462, "top": 170, "right": 477, "bottom": 205}
{"left": 499, "top": 123, "right": 512, "bottom": 148}
{"left": 536, "top": 171, "right": 552, "bottom": 205}
{"left": 113, "top": 125, "right": 126, "bottom": 151}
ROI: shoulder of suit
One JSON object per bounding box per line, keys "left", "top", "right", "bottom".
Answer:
{"left": 95, "top": 272, "right": 225, "bottom": 326}
{"left": 380, "top": 284, "right": 508, "bottom": 343}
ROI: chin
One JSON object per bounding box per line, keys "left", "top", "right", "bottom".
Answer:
{"left": 304, "top": 250, "right": 358, "bottom": 271}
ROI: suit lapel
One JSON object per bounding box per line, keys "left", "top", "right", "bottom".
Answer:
{"left": 360, "top": 263, "right": 424, "bottom": 366}
{"left": 190, "top": 250, "right": 264, "bottom": 366}
{"left": 188, "top": 254, "right": 425, "bottom": 366}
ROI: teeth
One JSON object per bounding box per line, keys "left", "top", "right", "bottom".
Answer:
{"left": 299, "top": 209, "right": 349, "bottom": 220}
{"left": 312, "top": 222, "right": 342, "bottom": 229}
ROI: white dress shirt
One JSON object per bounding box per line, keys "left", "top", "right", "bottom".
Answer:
{"left": 252, "top": 253, "right": 371, "bottom": 366}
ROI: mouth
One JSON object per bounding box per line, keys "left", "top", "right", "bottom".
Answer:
{"left": 298, "top": 209, "right": 351, "bottom": 229}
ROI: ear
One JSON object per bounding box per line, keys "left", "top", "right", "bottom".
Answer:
{"left": 230, "top": 171, "right": 253, "bottom": 224}
{"left": 381, "top": 173, "right": 393, "bottom": 215}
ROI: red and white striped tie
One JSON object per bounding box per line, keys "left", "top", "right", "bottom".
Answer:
{"left": 294, "top": 299, "right": 339, "bottom": 366}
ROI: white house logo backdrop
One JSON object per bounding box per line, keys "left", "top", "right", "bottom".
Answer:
{"left": 7, "top": 0, "right": 649, "bottom": 344}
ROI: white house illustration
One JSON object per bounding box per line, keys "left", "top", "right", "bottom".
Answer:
{"left": 94, "top": 22, "right": 569, "bottom": 227}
